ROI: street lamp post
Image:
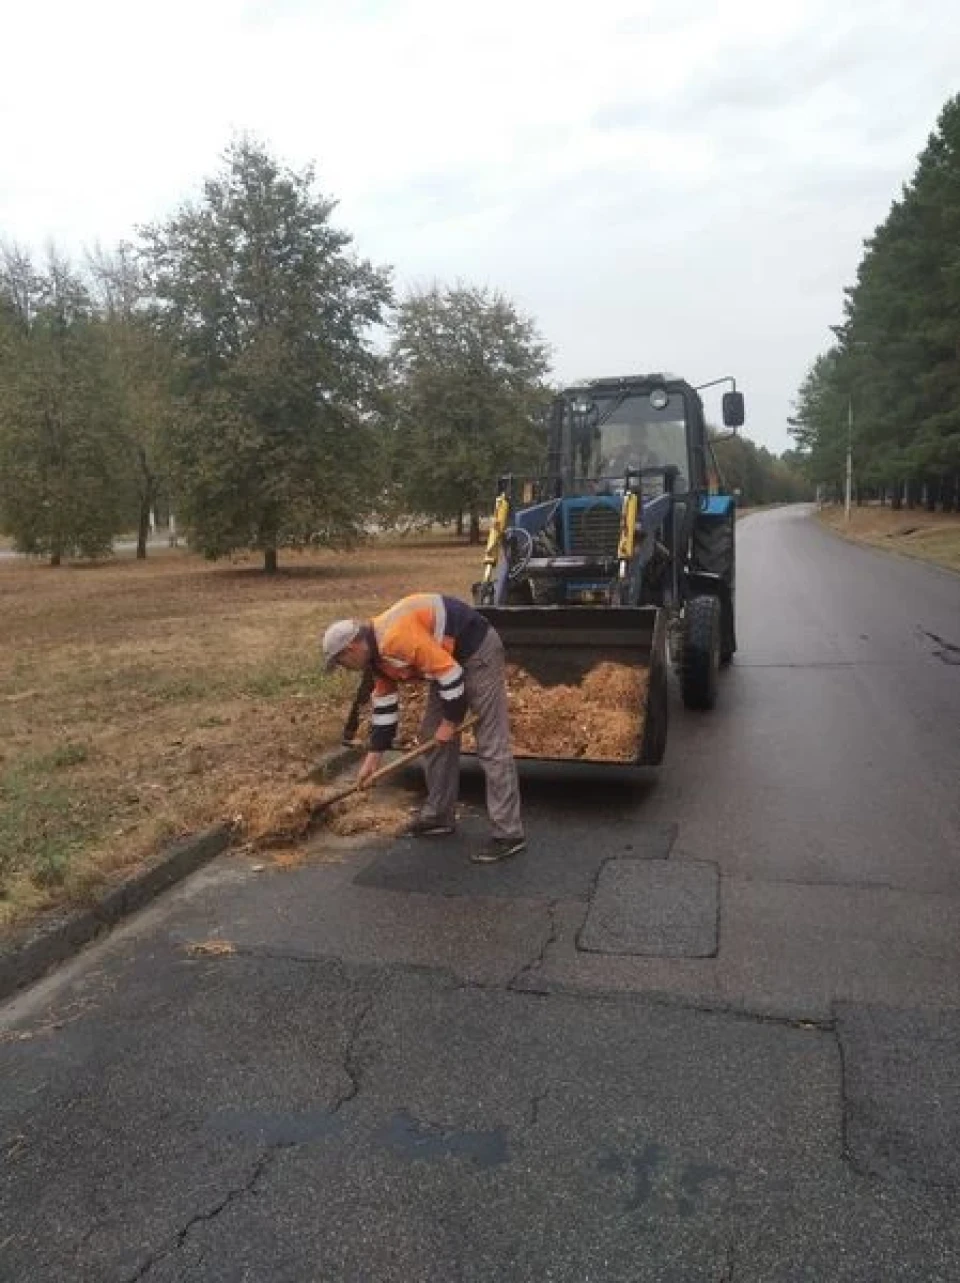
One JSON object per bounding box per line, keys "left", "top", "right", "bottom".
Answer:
{"left": 845, "top": 395, "right": 853, "bottom": 523}
{"left": 843, "top": 340, "right": 869, "bottom": 523}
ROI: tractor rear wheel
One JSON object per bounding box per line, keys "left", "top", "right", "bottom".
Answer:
{"left": 692, "top": 517, "right": 736, "bottom": 663}
{"left": 681, "top": 595, "right": 721, "bottom": 710}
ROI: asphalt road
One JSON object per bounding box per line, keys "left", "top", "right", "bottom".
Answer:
{"left": 2, "top": 506, "right": 959, "bottom": 1282}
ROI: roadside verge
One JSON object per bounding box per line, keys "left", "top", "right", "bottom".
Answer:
{"left": 817, "top": 505, "right": 960, "bottom": 574}
{"left": 0, "top": 743, "right": 364, "bottom": 1002}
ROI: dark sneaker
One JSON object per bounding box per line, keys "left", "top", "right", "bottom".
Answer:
{"left": 471, "top": 835, "right": 526, "bottom": 864}
{"left": 399, "top": 817, "right": 455, "bottom": 839}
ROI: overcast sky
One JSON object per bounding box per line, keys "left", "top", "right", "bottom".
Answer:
{"left": 3, "top": 0, "right": 958, "bottom": 450}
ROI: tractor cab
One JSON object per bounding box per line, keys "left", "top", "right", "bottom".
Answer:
{"left": 554, "top": 378, "right": 696, "bottom": 500}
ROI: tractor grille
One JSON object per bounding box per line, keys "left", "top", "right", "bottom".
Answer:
{"left": 568, "top": 504, "right": 621, "bottom": 557}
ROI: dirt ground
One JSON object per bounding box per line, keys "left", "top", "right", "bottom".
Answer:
{"left": 818, "top": 504, "right": 960, "bottom": 572}
{"left": 0, "top": 538, "right": 479, "bottom": 928}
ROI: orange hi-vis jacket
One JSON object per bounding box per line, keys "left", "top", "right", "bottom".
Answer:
{"left": 368, "top": 594, "right": 490, "bottom": 750}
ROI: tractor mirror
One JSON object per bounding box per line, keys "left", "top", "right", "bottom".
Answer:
{"left": 722, "top": 391, "right": 745, "bottom": 428}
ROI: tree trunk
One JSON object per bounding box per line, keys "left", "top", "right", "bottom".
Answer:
{"left": 50, "top": 550, "right": 61, "bottom": 567}
{"left": 136, "top": 498, "right": 151, "bottom": 560}
{"left": 456, "top": 510, "right": 464, "bottom": 538}
{"left": 137, "top": 454, "right": 154, "bottom": 560}
{"left": 468, "top": 505, "right": 481, "bottom": 545}
{"left": 891, "top": 482, "right": 902, "bottom": 511}
{"left": 880, "top": 487, "right": 886, "bottom": 507}
{"left": 264, "top": 547, "right": 278, "bottom": 574}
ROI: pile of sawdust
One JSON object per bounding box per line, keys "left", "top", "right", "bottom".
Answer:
{"left": 226, "top": 781, "right": 413, "bottom": 849}
{"left": 325, "top": 794, "right": 413, "bottom": 837}
{"left": 227, "top": 783, "right": 326, "bottom": 847}
{"left": 363, "top": 656, "right": 648, "bottom": 764}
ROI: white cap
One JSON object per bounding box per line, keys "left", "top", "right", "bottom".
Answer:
{"left": 321, "top": 619, "right": 362, "bottom": 670}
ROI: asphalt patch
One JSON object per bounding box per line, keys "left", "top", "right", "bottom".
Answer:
{"left": 578, "top": 859, "right": 719, "bottom": 957}
{"left": 353, "top": 820, "right": 677, "bottom": 899}
{"left": 837, "top": 1003, "right": 960, "bottom": 1190}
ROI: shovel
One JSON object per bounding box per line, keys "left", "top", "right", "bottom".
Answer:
{"left": 308, "top": 714, "right": 479, "bottom": 820}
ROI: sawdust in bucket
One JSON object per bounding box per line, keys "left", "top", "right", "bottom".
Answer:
{"left": 504, "top": 659, "right": 648, "bottom": 762}
{"left": 364, "top": 656, "right": 649, "bottom": 764}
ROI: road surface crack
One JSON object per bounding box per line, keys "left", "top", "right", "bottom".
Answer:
{"left": 921, "top": 628, "right": 960, "bottom": 666}
{"left": 507, "top": 900, "right": 560, "bottom": 992}
{"left": 526, "top": 1089, "right": 549, "bottom": 1127}
{"left": 122, "top": 1149, "right": 277, "bottom": 1281}
{"left": 124, "top": 993, "right": 376, "bottom": 1281}
{"left": 717, "top": 1237, "right": 737, "bottom": 1281}
{"left": 332, "top": 993, "right": 375, "bottom": 1113}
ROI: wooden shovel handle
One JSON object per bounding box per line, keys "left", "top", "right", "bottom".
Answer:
{"left": 312, "top": 714, "right": 479, "bottom": 814}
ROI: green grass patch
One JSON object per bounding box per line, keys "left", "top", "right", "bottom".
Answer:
{"left": 50, "top": 656, "right": 339, "bottom": 708}
{"left": 240, "top": 663, "right": 334, "bottom": 700}
{"left": 37, "top": 741, "right": 90, "bottom": 770}
{"left": 0, "top": 755, "right": 101, "bottom": 893}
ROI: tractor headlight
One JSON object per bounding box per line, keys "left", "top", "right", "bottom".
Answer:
{"left": 649, "top": 388, "right": 669, "bottom": 411}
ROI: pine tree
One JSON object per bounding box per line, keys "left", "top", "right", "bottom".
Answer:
{"left": 792, "top": 94, "right": 960, "bottom": 509}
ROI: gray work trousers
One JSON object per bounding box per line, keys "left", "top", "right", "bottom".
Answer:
{"left": 419, "top": 628, "right": 523, "bottom": 840}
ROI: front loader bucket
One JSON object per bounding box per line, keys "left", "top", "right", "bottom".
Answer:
{"left": 477, "top": 606, "right": 668, "bottom": 767}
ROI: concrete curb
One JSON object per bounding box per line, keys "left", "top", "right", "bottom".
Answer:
{"left": 0, "top": 824, "right": 232, "bottom": 1003}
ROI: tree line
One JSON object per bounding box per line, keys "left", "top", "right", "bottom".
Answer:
{"left": 713, "top": 436, "right": 810, "bottom": 507}
{"left": 1, "top": 139, "right": 801, "bottom": 569}
{"left": 790, "top": 95, "right": 960, "bottom": 511}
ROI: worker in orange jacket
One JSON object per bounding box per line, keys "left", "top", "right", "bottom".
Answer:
{"left": 322, "top": 593, "right": 525, "bottom": 864}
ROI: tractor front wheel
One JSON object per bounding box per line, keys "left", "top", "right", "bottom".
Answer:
{"left": 681, "top": 595, "right": 721, "bottom": 710}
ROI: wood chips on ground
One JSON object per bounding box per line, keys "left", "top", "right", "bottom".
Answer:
{"left": 226, "top": 779, "right": 415, "bottom": 850}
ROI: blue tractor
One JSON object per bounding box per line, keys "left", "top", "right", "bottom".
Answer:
{"left": 473, "top": 372, "right": 744, "bottom": 766}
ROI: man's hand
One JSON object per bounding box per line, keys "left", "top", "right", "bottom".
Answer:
{"left": 433, "top": 719, "right": 462, "bottom": 745}
{"left": 357, "top": 751, "right": 384, "bottom": 788}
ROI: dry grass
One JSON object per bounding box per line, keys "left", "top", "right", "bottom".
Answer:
{"left": 0, "top": 537, "right": 478, "bottom": 929}
{"left": 818, "top": 504, "right": 960, "bottom": 572}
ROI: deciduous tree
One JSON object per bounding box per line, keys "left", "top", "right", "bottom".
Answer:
{"left": 139, "top": 139, "right": 392, "bottom": 572}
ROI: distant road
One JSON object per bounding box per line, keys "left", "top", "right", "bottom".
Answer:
{"left": 0, "top": 536, "right": 176, "bottom": 562}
